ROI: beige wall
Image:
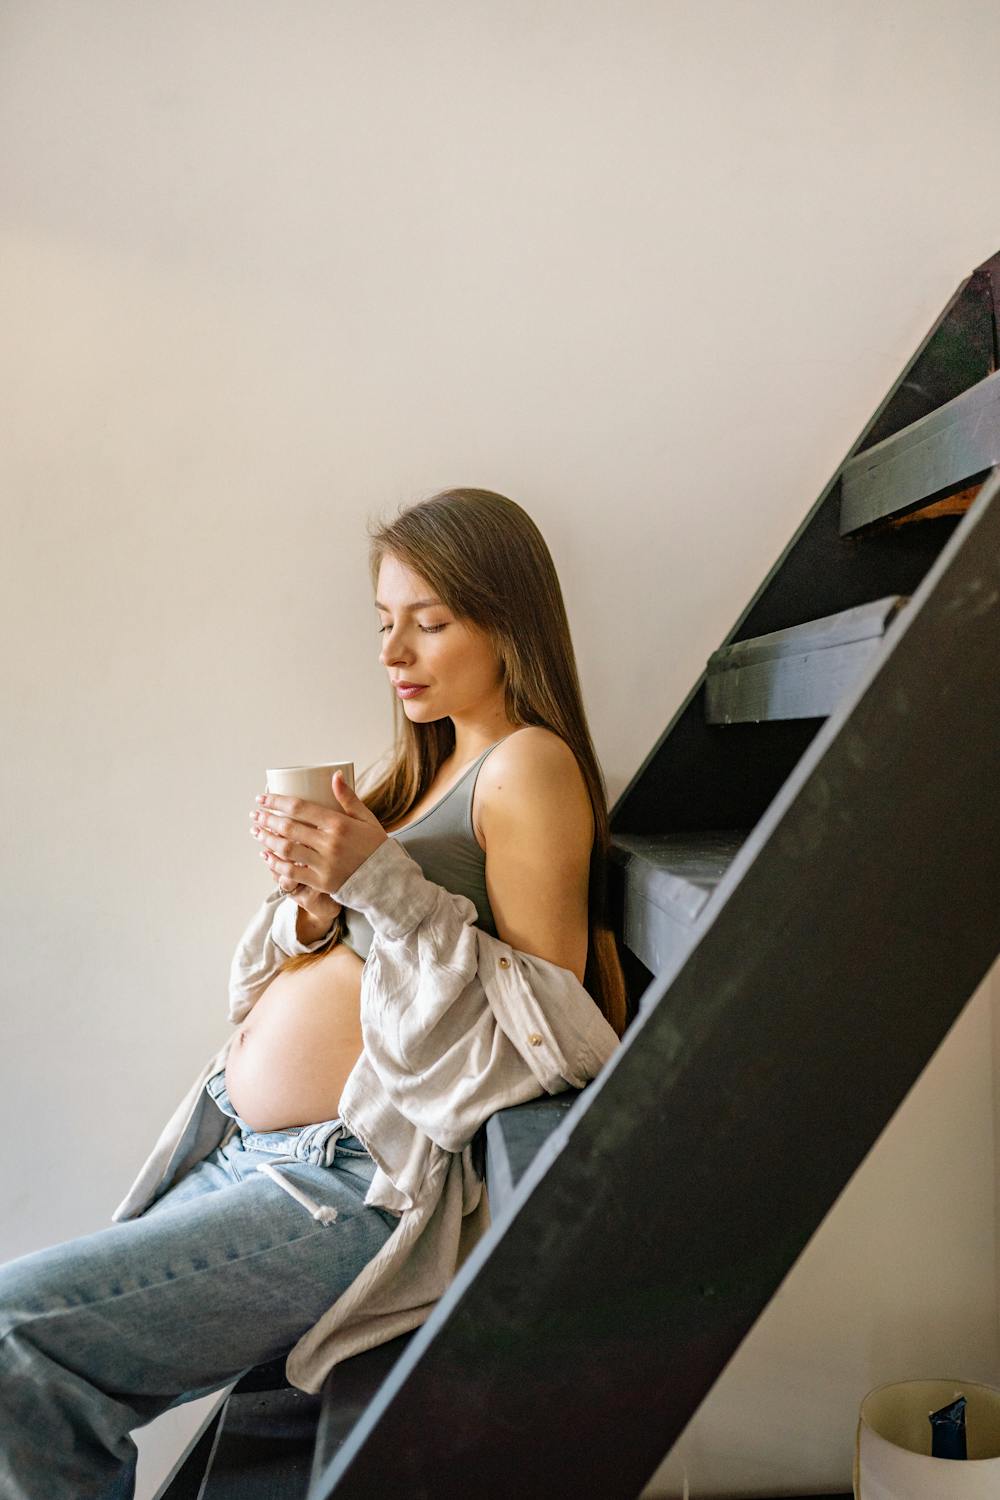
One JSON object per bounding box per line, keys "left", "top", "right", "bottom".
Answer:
{"left": 1, "top": 3, "right": 998, "bottom": 1495}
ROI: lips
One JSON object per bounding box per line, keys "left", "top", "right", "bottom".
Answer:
{"left": 395, "top": 682, "right": 428, "bottom": 697}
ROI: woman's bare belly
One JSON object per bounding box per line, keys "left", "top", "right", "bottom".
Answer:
{"left": 224, "top": 941, "right": 366, "bottom": 1131}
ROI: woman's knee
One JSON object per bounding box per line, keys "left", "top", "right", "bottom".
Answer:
{"left": 0, "top": 1238, "right": 84, "bottom": 1334}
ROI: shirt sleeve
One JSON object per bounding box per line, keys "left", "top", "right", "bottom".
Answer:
{"left": 332, "top": 837, "right": 620, "bottom": 1152}
{"left": 271, "top": 897, "right": 342, "bottom": 958}
{"left": 227, "top": 888, "right": 339, "bottom": 1024}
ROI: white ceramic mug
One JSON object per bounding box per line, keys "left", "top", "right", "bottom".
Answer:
{"left": 855, "top": 1378, "right": 1000, "bottom": 1498}
{"left": 264, "top": 762, "right": 355, "bottom": 808}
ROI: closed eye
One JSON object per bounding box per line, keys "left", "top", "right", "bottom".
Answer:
{"left": 377, "top": 624, "right": 447, "bottom": 634}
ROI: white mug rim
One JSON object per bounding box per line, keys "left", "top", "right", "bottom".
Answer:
{"left": 266, "top": 762, "right": 353, "bottom": 773}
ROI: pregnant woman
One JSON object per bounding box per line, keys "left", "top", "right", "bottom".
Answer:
{"left": 0, "top": 487, "right": 626, "bottom": 1500}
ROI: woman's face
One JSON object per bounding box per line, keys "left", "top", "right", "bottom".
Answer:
{"left": 375, "top": 554, "right": 504, "bottom": 727}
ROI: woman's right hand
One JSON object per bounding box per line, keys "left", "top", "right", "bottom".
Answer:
{"left": 276, "top": 882, "right": 343, "bottom": 948}
{"left": 249, "top": 814, "right": 342, "bottom": 930}
{"left": 281, "top": 883, "right": 343, "bottom": 925}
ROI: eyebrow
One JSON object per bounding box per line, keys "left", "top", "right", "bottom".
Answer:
{"left": 374, "top": 598, "right": 443, "bottom": 611}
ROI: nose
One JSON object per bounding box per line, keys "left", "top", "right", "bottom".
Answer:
{"left": 379, "top": 624, "right": 414, "bottom": 671}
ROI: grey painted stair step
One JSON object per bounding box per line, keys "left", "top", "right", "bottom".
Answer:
{"left": 705, "top": 596, "right": 908, "bottom": 724}
{"left": 485, "top": 1093, "right": 581, "bottom": 1215}
{"left": 609, "top": 830, "right": 749, "bottom": 975}
{"left": 841, "top": 366, "right": 1000, "bottom": 533}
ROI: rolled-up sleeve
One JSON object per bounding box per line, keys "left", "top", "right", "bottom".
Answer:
{"left": 271, "top": 896, "right": 340, "bottom": 957}
{"left": 331, "top": 838, "right": 619, "bottom": 1151}
{"left": 227, "top": 888, "right": 336, "bottom": 1024}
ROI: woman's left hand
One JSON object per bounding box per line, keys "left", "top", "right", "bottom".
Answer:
{"left": 251, "top": 770, "right": 388, "bottom": 896}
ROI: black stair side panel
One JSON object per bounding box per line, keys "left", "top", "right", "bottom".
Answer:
{"left": 313, "top": 484, "right": 1000, "bottom": 1499}
{"left": 155, "top": 1403, "right": 225, "bottom": 1499}
{"left": 979, "top": 247, "right": 1000, "bottom": 365}
{"left": 854, "top": 265, "right": 993, "bottom": 453}
{"left": 199, "top": 1385, "right": 319, "bottom": 1500}
{"left": 311, "top": 1333, "right": 416, "bottom": 1484}
{"left": 613, "top": 267, "right": 993, "bottom": 835}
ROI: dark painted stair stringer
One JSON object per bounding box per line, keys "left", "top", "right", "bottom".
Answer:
{"left": 305, "top": 474, "right": 1000, "bottom": 1494}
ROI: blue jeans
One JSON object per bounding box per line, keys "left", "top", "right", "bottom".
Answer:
{"left": 0, "top": 1072, "right": 398, "bottom": 1500}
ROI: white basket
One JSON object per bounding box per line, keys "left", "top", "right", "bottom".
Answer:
{"left": 854, "top": 1378, "right": 1000, "bottom": 1499}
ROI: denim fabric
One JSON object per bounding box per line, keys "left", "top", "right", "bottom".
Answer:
{"left": 0, "top": 1073, "right": 398, "bottom": 1500}
{"left": 202, "top": 1066, "right": 369, "bottom": 1167}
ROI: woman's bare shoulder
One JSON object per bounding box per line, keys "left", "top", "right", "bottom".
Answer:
{"left": 477, "top": 727, "right": 593, "bottom": 844}
{"left": 493, "top": 724, "right": 580, "bottom": 771}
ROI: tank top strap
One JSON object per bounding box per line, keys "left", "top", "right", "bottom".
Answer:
{"left": 453, "top": 736, "right": 506, "bottom": 809}
{"left": 341, "top": 731, "right": 524, "bottom": 961}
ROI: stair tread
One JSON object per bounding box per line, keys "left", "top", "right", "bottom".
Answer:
{"left": 485, "top": 1093, "right": 580, "bottom": 1212}
{"left": 610, "top": 830, "right": 750, "bottom": 923}
{"left": 704, "top": 596, "right": 908, "bottom": 724}
{"left": 708, "top": 596, "right": 907, "bottom": 668}
{"left": 841, "top": 364, "right": 1000, "bottom": 531}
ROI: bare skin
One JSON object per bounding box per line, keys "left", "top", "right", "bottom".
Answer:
{"left": 225, "top": 555, "right": 594, "bottom": 1131}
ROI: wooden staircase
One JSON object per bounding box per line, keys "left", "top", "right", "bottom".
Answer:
{"left": 158, "top": 250, "right": 1000, "bottom": 1499}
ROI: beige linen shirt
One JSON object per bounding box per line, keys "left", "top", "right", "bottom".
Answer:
{"left": 111, "top": 833, "right": 621, "bottom": 1394}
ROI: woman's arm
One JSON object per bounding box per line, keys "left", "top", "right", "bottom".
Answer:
{"left": 475, "top": 727, "right": 594, "bottom": 984}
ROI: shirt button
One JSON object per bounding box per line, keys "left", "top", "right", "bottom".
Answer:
{"left": 528, "top": 1033, "right": 543, "bottom": 1046}
{"left": 499, "top": 956, "right": 510, "bottom": 968}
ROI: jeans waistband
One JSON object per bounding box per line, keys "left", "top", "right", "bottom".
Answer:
{"left": 204, "top": 1068, "right": 370, "bottom": 1167}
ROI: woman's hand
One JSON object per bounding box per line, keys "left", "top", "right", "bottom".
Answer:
{"left": 250, "top": 769, "right": 388, "bottom": 904}
{"left": 274, "top": 882, "right": 342, "bottom": 932}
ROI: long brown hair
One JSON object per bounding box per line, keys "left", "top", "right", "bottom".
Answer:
{"left": 281, "top": 488, "right": 627, "bottom": 1037}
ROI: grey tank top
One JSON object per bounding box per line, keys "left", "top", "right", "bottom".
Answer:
{"left": 341, "top": 738, "right": 507, "bottom": 961}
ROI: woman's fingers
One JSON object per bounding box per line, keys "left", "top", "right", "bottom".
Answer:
{"left": 254, "top": 794, "right": 334, "bottom": 830}
{"left": 262, "top": 848, "right": 321, "bottom": 887}
{"left": 250, "top": 800, "right": 383, "bottom": 891}
{"left": 252, "top": 811, "right": 331, "bottom": 860}
{"left": 254, "top": 828, "right": 318, "bottom": 865}
{"left": 251, "top": 814, "right": 324, "bottom": 881}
